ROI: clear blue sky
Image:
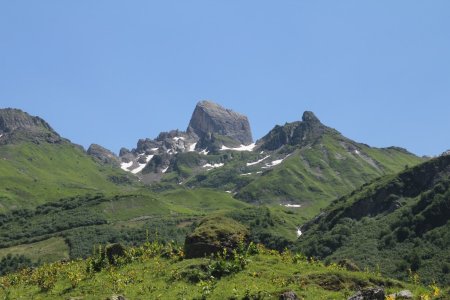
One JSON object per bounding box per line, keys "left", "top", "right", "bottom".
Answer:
{"left": 1, "top": 1, "right": 449, "bottom": 156}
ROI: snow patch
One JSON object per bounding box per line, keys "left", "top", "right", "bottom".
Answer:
{"left": 240, "top": 172, "right": 253, "bottom": 176}
{"left": 199, "top": 149, "right": 209, "bottom": 155}
{"left": 151, "top": 148, "right": 159, "bottom": 151}
{"left": 120, "top": 161, "right": 133, "bottom": 171}
{"left": 283, "top": 204, "right": 301, "bottom": 208}
{"left": 225, "top": 191, "right": 232, "bottom": 194}
{"left": 131, "top": 163, "right": 147, "bottom": 174}
{"left": 297, "top": 228, "right": 302, "bottom": 237}
{"left": 0, "top": 134, "right": 3, "bottom": 138}
{"left": 202, "top": 163, "right": 224, "bottom": 169}
{"left": 161, "top": 166, "right": 169, "bottom": 173}
{"left": 166, "top": 149, "right": 178, "bottom": 155}
{"left": 246, "top": 155, "right": 270, "bottom": 166}
{"left": 173, "top": 137, "right": 185, "bottom": 141}
{"left": 123, "top": 155, "right": 154, "bottom": 174}
{"left": 270, "top": 159, "right": 284, "bottom": 166}
{"left": 262, "top": 159, "right": 283, "bottom": 168}
{"left": 262, "top": 155, "right": 291, "bottom": 169}
{"left": 220, "top": 143, "right": 256, "bottom": 152}
{"left": 188, "top": 143, "right": 197, "bottom": 152}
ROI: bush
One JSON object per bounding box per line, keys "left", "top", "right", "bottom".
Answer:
{"left": 0, "top": 254, "right": 34, "bottom": 276}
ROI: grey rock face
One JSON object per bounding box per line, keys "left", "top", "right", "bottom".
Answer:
{"left": 0, "top": 108, "right": 53, "bottom": 133}
{"left": 119, "top": 147, "right": 131, "bottom": 157}
{"left": 187, "top": 101, "right": 253, "bottom": 146}
{"left": 388, "top": 290, "right": 413, "bottom": 299}
{"left": 347, "top": 288, "right": 385, "bottom": 300}
{"left": 87, "top": 144, "right": 120, "bottom": 166}
{"left": 119, "top": 130, "right": 197, "bottom": 175}
{"left": 0, "top": 108, "right": 61, "bottom": 143}
{"left": 118, "top": 101, "right": 253, "bottom": 176}
{"left": 279, "top": 291, "right": 299, "bottom": 300}
{"left": 258, "top": 111, "right": 331, "bottom": 151}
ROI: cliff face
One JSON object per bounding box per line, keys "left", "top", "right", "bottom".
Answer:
{"left": 257, "top": 111, "right": 330, "bottom": 151}
{"left": 187, "top": 101, "right": 253, "bottom": 145}
{"left": 0, "top": 108, "right": 53, "bottom": 133}
{"left": 117, "top": 101, "right": 254, "bottom": 176}
{"left": 0, "top": 108, "right": 61, "bottom": 144}
{"left": 87, "top": 144, "right": 120, "bottom": 166}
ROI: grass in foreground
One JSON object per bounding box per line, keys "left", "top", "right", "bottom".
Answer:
{"left": 0, "top": 241, "right": 445, "bottom": 300}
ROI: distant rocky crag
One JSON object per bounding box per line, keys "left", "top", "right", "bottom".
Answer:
{"left": 116, "top": 101, "right": 254, "bottom": 175}
{"left": 187, "top": 100, "right": 253, "bottom": 147}
{"left": 0, "top": 108, "right": 62, "bottom": 144}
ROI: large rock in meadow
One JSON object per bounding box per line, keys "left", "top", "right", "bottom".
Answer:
{"left": 184, "top": 216, "right": 249, "bottom": 258}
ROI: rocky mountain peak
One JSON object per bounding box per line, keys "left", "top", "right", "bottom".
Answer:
{"left": 0, "top": 108, "right": 61, "bottom": 143}
{"left": 87, "top": 144, "right": 120, "bottom": 166}
{"left": 187, "top": 100, "right": 253, "bottom": 146}
{"left": 302, "top": 111, "right": 321, "bottom": 124}
{"left": 258, "top": 111, "right": 331, "bottom": 151}
{"left": 0, "top": 108, "right": 53, "bottom": 133}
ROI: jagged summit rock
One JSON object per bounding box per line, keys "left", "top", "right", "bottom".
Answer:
{"left": 258, "top": 111, "right": 330, "bottom": 151}
{"left": 118, "top": 101, "right": 254, "bottom": 176}
{"left": 0, "top": 108, "right": 61, "bottom": 143}
{"left": 302, "top": 111, "right": 321, "bottom": 124}
{"left": 87, "top": 144, "right": 120, "bottom": 166}
{"left": 187, "top": 100, "right": 253, "bottom": 146}
{"left": 0, "top": 108, "right": 55, "bottom": 134}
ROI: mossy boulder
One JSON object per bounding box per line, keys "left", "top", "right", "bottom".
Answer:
{"left": 184, "top": 216, "right": 249, "bottom": 258}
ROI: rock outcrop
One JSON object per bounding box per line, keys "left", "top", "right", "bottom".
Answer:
{"left": 87, "top": 144, "right": 120, "bottom": 166}
{"left": 388, "top": 290, "right": 413, "bottom": 299}
{"left": 184, "top": 216, "right": 249, "bottom": 258}
{"left": 118, "top": 130, "right": 197, "bottom": 175}
{"left": 187, "top": 101, "right": 253, "bottom": 146}
{"left": 119, "top": 101, "right": 254, "bottom": 176}
{"left": 0, "top": 108, "right": 61, "bottom": 143}
{"left": 279, "top": 291, "right": 299, "bottom": 300}
{"left": 258, "top": 111, "right": 331, "bottom": 151}
{"left": 347, "top": 287, "right": 385, "bottom": 300}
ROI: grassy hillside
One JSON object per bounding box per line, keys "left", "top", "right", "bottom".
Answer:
{"left": 0, "top": 187, "right": 327, "bottom": 280}
{"left": 0, "top": 240, "right": 445, "bottom": 300}
{"left": 0, "top": 188, "right": 306, "bottom": 268}
{"left": 154, "top": 132, "right": 423, "bottom": 225}
{"left": 295, "top": 155, "right": 450, "bottom": 285}
{"left": 235, "top": 132, "right": 424, "bottom": 216}
{"left": 0, "top": 141, "right": 134, "bottom": 211}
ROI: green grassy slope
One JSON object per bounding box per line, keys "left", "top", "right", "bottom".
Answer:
{"left": 0, "top": 141, "right": 133, "bottom": 211}
{"left": 0, "top": 187, "right": 310, "bottom": 268}
{"left": 157, "top": 132, "right": 423, "bottom": 223}
{"left": 295, "top": 155, "right": 450, "bottom": 285}
{"left": 0, "top": 241, "right": 444, "bottom": 300}
{"left": 235, "top": 132, "right": 424, "bottom": 216}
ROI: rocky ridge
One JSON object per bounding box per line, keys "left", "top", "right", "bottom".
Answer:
{"left": 0, "top": 108, "right": 62, "bottom": 144}
{"left": 257, "top": 111, "right": 333, "bottom": 151}
{"left": 118, "top": 101, "right": 254, "bottom": 176}
{"left": 187, "top": 100, "right": 253, "bottom": 146}
{"left": 87, "top": 144, "right": 121, "bottom": 166}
